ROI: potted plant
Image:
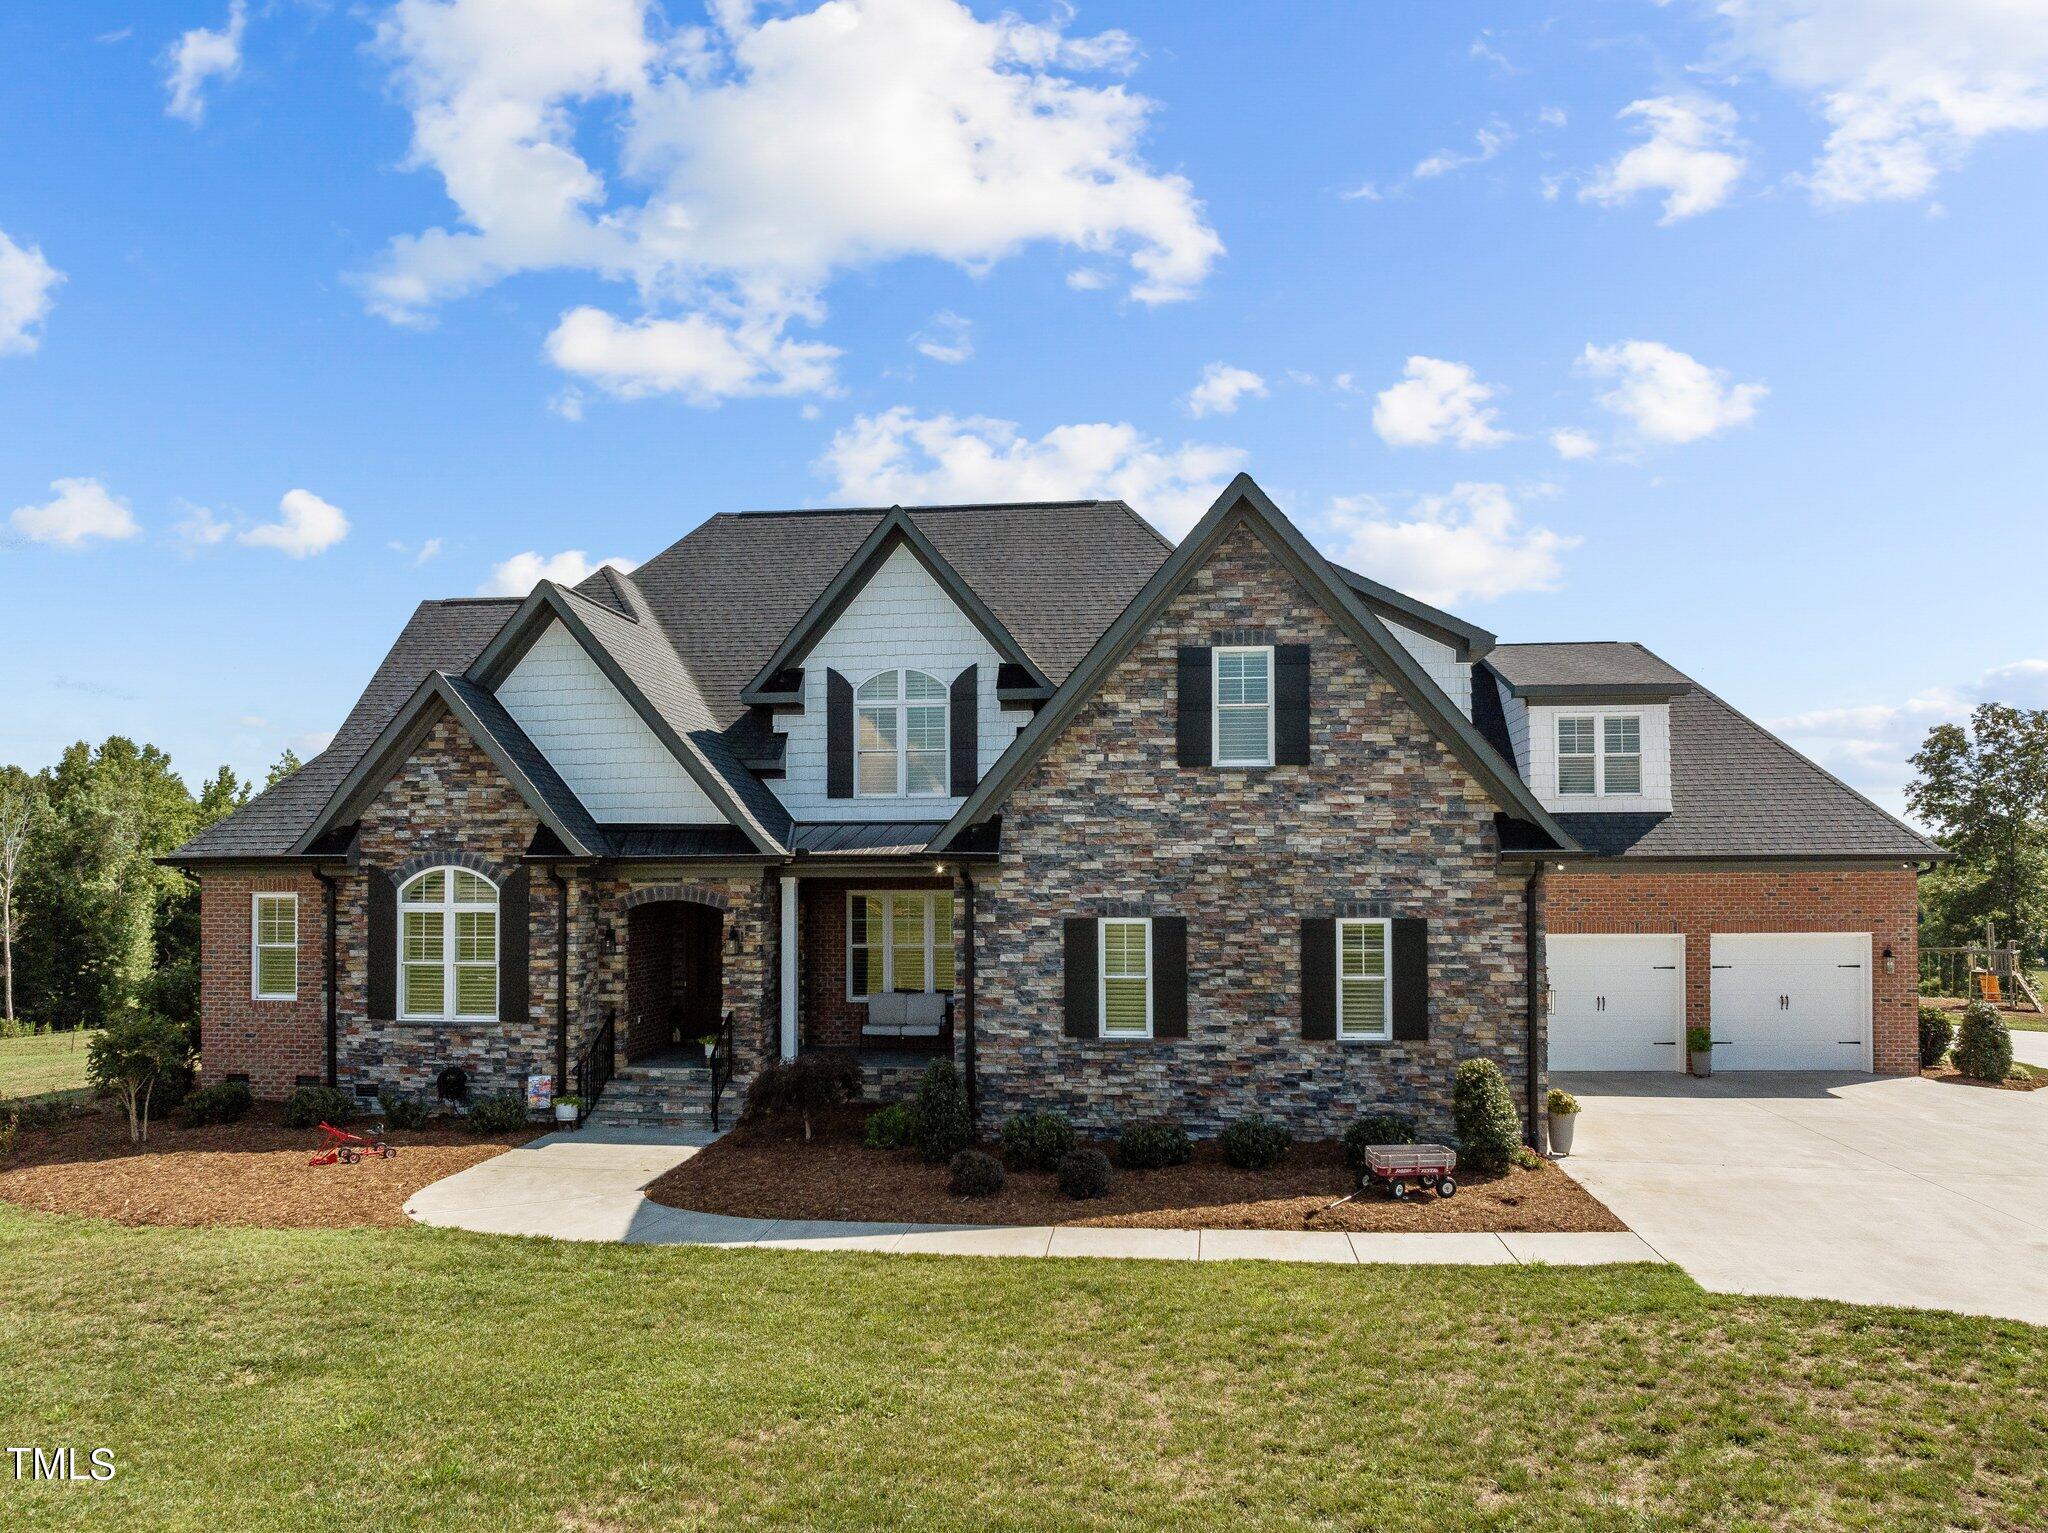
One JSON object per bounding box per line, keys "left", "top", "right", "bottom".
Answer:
{"left": 553, "top": 1093, "right": 582, "bottom": 1125}
{"left": 1545, "top": 1087, "right": 1580, "bottom": 1155}
{"left": 1687, "top": 1025, "right": 1713, "bottom": 1077}
{"left": 697, "top": 1032, "right": 721, "bottom": 1065}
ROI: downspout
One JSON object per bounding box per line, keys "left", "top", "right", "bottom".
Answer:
{"left": 1523, "top": 861, "right": 1544, "bottom": 1152}
{"left": 960, "top": 866, "right": 978, "bottom": 1125}
{"left": 549, "top": 865, "right": 570, "bottom": 1091}
{"left": 313, "top": 867, "right": 339, "bottom": 1089}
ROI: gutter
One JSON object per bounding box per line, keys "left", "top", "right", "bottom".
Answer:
{"left": 549, "top": 865, "right": 571, "bottom": 1091}
{"left": 960, "top": 866, "right": 978, "bottom": 1125}
{"left": 313, "top": 866, "right": 339, "bottom": 1089}
{"left": 1523, "top": 861, "right": 1544, "bottom": 1153}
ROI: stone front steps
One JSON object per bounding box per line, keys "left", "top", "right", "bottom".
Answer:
{"left": 583, "top": 1063, "right": 741, "bottom": 1133}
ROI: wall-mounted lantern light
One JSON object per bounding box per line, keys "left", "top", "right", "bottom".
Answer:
{"left": 1882, "top": 945, "right": 1895, "bottom": 975}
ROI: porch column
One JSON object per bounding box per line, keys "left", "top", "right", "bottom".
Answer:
{"left": 779, "top": 875, "right": 799, "bottom": 1062}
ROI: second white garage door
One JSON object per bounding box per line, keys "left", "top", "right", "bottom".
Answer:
{"left": 1709, "top": 933, "right": 1871, "bottom": 1071}
{"left": 1548, "top": 934, "right": 1686, "bottom": 1072}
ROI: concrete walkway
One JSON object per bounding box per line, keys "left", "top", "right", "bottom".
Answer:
{"left": 405, "top": 1126, "right": 1659, "bottom": 1267}
{"left": 1553, "top": 1069, "right": 2048, "bottom": 1325}
{"left": 2010, "top": 1027, "right": 2048, "bottom": 1071}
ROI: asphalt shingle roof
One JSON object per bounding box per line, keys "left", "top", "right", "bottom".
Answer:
{"left": 1487, "top": 641, "right": 1692, "bottom": 697}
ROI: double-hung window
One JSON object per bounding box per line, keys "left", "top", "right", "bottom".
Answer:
{"left": 1556, "top": 714, "right": 1643, "bottom": 797}
{"left": 1099, "top": 917, "right": 1153, "bottom": 1038}
{"left": 400, "top": 868, "right": 499, "bottom": 1021}
{"left": 1213, "top": 646, "right": 1274, "bottom": 766}
{"left": 848, "top": 891, "right": 957, "bottom": 998}
{"left": 252, "top": 893, "right": 298, "bottom": 1000}
{"left": 856, "top": 669, "right": 949, "bottom": 797}
{"left": 1336, "top": 918, "right": 1391, "bottom": 1041}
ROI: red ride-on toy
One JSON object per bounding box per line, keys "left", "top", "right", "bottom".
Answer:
{"left": 308, "top": 1121, "right": 397, "bottom": 1166}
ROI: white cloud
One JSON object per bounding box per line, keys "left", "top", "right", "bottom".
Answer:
{"left": 817, "top": 406, "right": 1244, "bottom": 539}
{"left": 0, "top": 229, "right": 63, "bottom": 356}
{"left": 415, "top": 537, "right": 444, "bottom": 565}
{"left": 9, "top": 477, "right": 140, "bottom": 547}
{"left": 1549, "top": 427, "right": 1599, "bottom": 460}
{"left": 1580, "top": 95, "right": 1745, "bottom": 222}
{"left": 239, "top": 488, "right": 350, "bottom": 557}
{"left": 479, "top": 549, "right": 637, "bottom": 596}
{"left": 1322, "top": 483, "right": 1578, "bottom": 606}
{"left": 1707, "top": 0, "right": 2048, "bottom": 204}
{"left": 164, "top": 0, "right": 247, "bottom": 125}
{"left": 1339, "top": 179, "right": 1385, "bottom": 202}
{"left": 1183, "top": 362, "right": 1267, "bottom": 419}
{"left": 1065, "top": 267, "right": 1111, "bottom": 290}
{"left": 1538, "top": 106, "right": 1568, "bottom": 128}
{"left": 911, "top": 311, "right": 973, "bottom": 365}
{"left": 1414, "top": 121, "right": 1513, "bottom": 180}
{"left": 365, "top": 0, "right": 1219, "bottom": 402}
{"left": 1581, "top": 340, "right": 1766, "bottom": 444}
{"left": 543, "top": 306, "right": 838, "bottom": 404}
{"left": 1372, "top": 357, "right": 1513, "bottom": 449}
{"left": 173, "top": 503, "right": 232, "bottom": 546}
{"left": 1768, "top": 659, "right": 2048, "bottom": 818}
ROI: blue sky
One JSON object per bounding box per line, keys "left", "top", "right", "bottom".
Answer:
{"left": 3, "top": 1, "right": 2046, "bottom": 818}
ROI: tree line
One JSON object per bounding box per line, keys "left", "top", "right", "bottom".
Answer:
{"left": 1909, "top": 705, "right": 2048, "bottom": 955}
{"left": 0, "top": 741, "right": 301, "bottom": 1034}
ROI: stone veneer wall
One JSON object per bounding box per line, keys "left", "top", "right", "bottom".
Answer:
{"left": 974, "top": 522, "right": 1535, "bottom": 1140}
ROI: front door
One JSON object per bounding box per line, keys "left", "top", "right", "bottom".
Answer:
{"left": 669, "top": 904, "right": 724, "bottom": 1047}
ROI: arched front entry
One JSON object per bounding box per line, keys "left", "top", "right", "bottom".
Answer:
{"left": 623, "top": 899, "right": 725, "bottom": 1065}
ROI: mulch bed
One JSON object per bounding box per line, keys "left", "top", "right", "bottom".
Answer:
{"left": 646, "top": 1107, "right": 1625, "bottom": 1233}
{"left": 0, "top": 1101, "right": 544, "bottom": 1228}
{"left": 1921, "top": 1064, "right": 2048, "bottom": 1092}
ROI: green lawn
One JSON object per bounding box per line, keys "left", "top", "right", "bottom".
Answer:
{"left": 0, "top": 1028, "right": 98, "bottom": 1101}
{"left": 2, "top": 1206, "right": 2046, "bottom": 1530}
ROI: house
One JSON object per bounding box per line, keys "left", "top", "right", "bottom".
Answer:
{"left": 167, "top": 475, "right": 1940, "bottom": 1142}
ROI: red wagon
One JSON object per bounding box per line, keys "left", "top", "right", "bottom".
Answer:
{"left": 1361, "top": 1143, "right": 1458, "bottom": 1200}
{"left": 307, "top": 1121, "right": 396, "bottom": 1166}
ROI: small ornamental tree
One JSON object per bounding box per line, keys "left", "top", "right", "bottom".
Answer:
{"left": 87, "top": 1010, "right": 193, "bottom": 1143}
{"left": 1452, "top": 1058, "right": 1521, "bottom": 1173}
{"left": 744, "top": 1054, "right": 861, "bottom": 1141}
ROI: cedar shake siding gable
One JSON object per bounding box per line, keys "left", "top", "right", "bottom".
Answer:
{"left": 973, "top": 518, "right": 1537, "bottom": 1138}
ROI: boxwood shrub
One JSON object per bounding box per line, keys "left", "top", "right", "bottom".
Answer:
{"left": 912, "top": 1060, "right": 971, "bottom": 1163}
{"left": 1056, "top": 1148, "right": 1113, "bottom": 1200}
{"left": 1953, "top": 1000, "right": 2013, "bottom": 1082}
{"left": 1000, "top": 1109, "right": 1076, "bottom": 1171}
{"left": 1341, "top": 1113, "right": 1416, "bottom": 1172}
{"left": 1116, "top": 1119, "right": 1192, "bottom": 1170}
{"left": 282, "top": 1085, "right": 355, "bottom": 1130}
{"left": 1917, "top": 1004, "right": 1955, "bottom": 1069}
{"left": 863, "top": 1102, "right": 916, "bottom": 1151}
{"left": 1452, "top": 1058, "right": 1521, "bottom": 1173}
{"left": 466, "top": 1094, "right": 530, "bottom": 1134}
{"left": 182, "top": 1080, "right": 253, "bottom": 1127}
{"left": 1220, "top": 1113, "right": 1291, "bottom": 1171}
{"left": 948, "top": 1148, "right": 1006, "bottom": 1197}
{"left": 379, "top": 1092, "right": 432, "bottom": 1131}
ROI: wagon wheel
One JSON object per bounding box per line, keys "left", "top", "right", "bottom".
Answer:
{"left": 1389, "top": 1180, "right": 1408, "bottom": 1200}
{"left": 1436, "top": 1176, "right": 1458, "bottom": 1199}
{"left": 381, "top": 1145, "right": 397, "bottom": 1159}
{"left": 338, "top": 1147, "right": 359, "bottom": 1164}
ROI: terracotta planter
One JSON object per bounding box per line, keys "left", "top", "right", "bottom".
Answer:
{"left": 1548, "top": 1112, "right": 1576, "bottom": 1155}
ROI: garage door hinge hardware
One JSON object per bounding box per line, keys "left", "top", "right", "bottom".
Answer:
{"left": 1711, "top": 963, "right": 1731, "bottom": 969}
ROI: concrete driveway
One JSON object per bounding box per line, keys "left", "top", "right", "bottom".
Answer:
{"left": 1554, "top": 1069, "right": 2048, "bottom": 1325}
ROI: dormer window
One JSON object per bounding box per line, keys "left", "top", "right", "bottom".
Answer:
{"left": 1558, "top": 713, "right": 1642, "bottom": 797}
{"left": 857, "top": 669, "right": 949, "bottom": 797}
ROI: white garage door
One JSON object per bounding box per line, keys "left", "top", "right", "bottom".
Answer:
{"left": 1547, "top": 934, "right": 1686, "bottom": 1072}
{"left": 1709, "top": 933, "right": 1871, "bottom": 1071}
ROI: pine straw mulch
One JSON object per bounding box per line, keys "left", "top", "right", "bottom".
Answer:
{"left": 1920, "top": 1063, "right": 2048, "bottom": 1092}
{"left": 0, "top": 1100, "right": 544, "bottom": 1228}
{"left": 646, "top": 1106, "right": 1625, "bottom": 1233}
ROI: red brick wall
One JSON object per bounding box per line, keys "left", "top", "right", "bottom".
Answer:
{"left": 1546, "top": 866, "right": 1921, "bottom": 1073}
{"left": 800, "top": 877, "right": 955, "bottom": 1050}
{"left": 198, "top": 869, "right": 328, "bottom": 1097}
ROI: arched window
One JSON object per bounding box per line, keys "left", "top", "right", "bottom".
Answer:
{"left": 399, "top": 867, "right": 498, "bottom": 1021}
{"left": 855, "top": 669, "right": 948, "bottom": 797}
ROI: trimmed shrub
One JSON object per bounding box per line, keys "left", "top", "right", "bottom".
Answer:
{"left": 1220, "top": 1113, "right": 1291, "bottom": 1171}
{"left": 283, "top": 1085, "right": 356, "bottom": 1130}
{"left": 182, "top": 1080, "right": 253, "bottom": 1127}
{"left": 1116, "top": 1119, "right": 1193, "bottom": 1170}
{"left": 912, "top": 1060, "right": 972, "bottom": 1163}
{"left": 1001, "top": 1109, "right": 1076, "bottom": 1171}
{"left": 1918, "top": 1004, "right": 1955, "bottom": 1069}
{"left": 949, "top": 1149, "right": 1007, "bottom": 1197}
{"left": 863, "top": 1102, "right": 916, "bottom": 1151}
{"left": 1056, "top": 1148, "right": 1113, "bottom": 1200}
{"left": 743, "top": 1054, "right": 862, "bottom": 1140}
{"left": 1452, "top": 1058, "right": 1521, "bottom": 1173}
{"left": 1341, "top": 1113, "right": 1417, "bottom": 1171}
{"left": 379, "top": 1092, "right": 432, "bottom": 1130}
{"left": 1953, "top": 1000, "right": 2013, "bottom": 1082}
{"left": 466, "top": 1094, "right": 530, "bottom": 1134}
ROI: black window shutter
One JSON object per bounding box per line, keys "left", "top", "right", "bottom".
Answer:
{"left": 1301, "top": 917, "right": 1336, "bottom": 1040}
{"left": 1392, "top": 917, "right": 1430, "bottom": 1040}
{"left": 826, "top": 669, "right": 853, "bottom": 799}
{"left": 366, "top": 867, "right": 396, "bottom": 1020}
{"left": 1153, "top": 917, "right": 1188, "bottom": 1038}
{"left": 949, "top": 665, "right": 978, "bottom": 797}
{"left": 499, "top": 867, "right": 530, "bottom": 1025}
{"left": 1275, "top": 644, "right": 1311, "bottom": 766}
{"left": 1176, "top": 646, "right": 1212, "bottom": 767}
{"left": 1063, "top": 917, "right": 1099, "bottom": 1039}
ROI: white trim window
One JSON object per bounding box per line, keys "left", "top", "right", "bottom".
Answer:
{"left": 252, "top": 893, "right": 298, "bottom": 1001}
{"left": 847, "top": 891, "right": 956, "bottom": 999}
{"left": 1213, "top": 646, "right": 1274, "bottom": 767}
{"left": 1336, "top": 918, "right": 1392, "bottom": 1041}
{"left": 856, "top": 669, "right": 949, "bottom": 797}
{"left": 1557, "top": 713, "right": 1643, "bottom": 797}
{"left": 1099, "top": 917, "right": 1153, "bottom": 1039}
{"left": 400, "top": 868, "right": 499, "bottom": 1021}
